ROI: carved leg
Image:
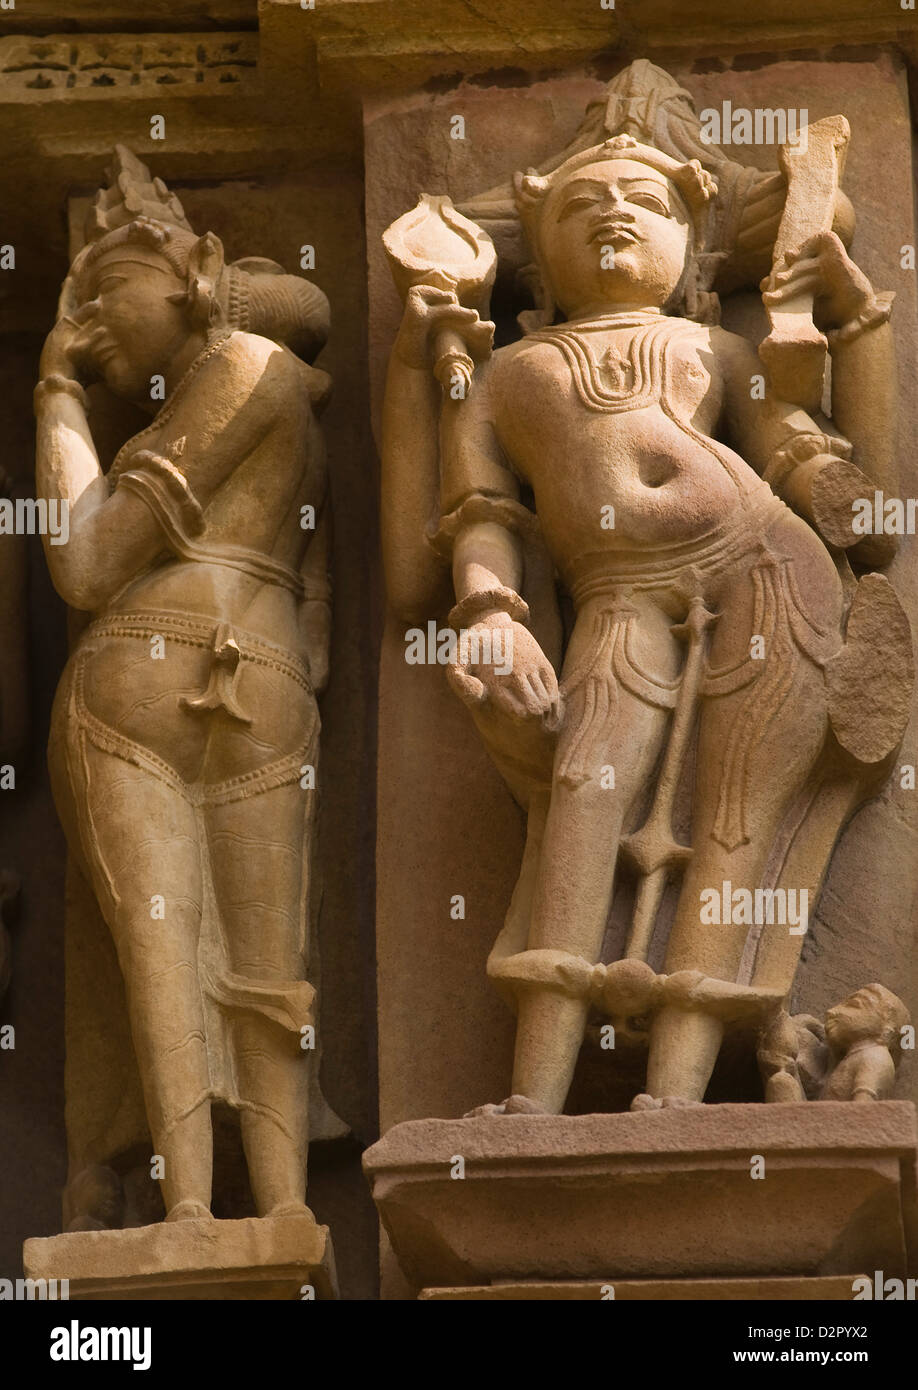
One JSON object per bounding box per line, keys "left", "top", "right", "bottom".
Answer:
{"left": 647, "top": 636, "right": 832, "bottom": 1103}
{"left": 64, "top": 747, "right": 213, "bottom": 1219}
{"left": 507, "top": 603, "right": 677, "bottom": 1113}
{"left": 486, "top": 789, "right": 550, "bottom": 1015}
{"left": 206, "top": 781, "right": 312, "bottom": 1217}
{"left": 749, "top": 756, "right": 883, "bottom": 994}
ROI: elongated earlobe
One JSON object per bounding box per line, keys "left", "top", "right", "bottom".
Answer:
{"left": 185, "top": 232, "right": 227, "bottom": 330}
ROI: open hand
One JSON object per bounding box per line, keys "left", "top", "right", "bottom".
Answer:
{"left": 39, "top": 296, "right": 107, "bottom": 382}
{"left": 446, "top": 612, "right": 561, "bottom": 730}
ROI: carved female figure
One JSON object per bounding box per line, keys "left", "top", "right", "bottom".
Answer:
{"left": 35, "top": 149, "right": 331, "bottom": 1221}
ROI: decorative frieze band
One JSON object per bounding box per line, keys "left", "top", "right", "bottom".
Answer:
{"left": 0, "top": 33, "right": 257, "bottom": 98}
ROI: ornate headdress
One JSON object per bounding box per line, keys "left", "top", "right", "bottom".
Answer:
{"left": 67, "top": 146, "right": 329, "bottom": 363}
{"left": 459, "top": 59, "right": 854, "bottom": 329}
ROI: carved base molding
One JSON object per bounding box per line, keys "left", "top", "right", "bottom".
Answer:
{"left": 365, "top": 1104, "right": 918, "bottom": 1297}
{"left": 420, "top": 1277, "right": 865, "bottom": 1301}
{"left": 23, "top": 1212, "right": 337, "bottom": 1300}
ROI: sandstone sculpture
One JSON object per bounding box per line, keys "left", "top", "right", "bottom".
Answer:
{"left": 380, "top": 63, "right": 913, "bottom": 1115}
{"left": 34, "top": 147, "right": 332, "bottom": 1223}
{"left": 759, "top": 984, "right": 912, "bottom": 1103}
{"left": 0, "top": 471, "right": 28, "bottom": 1009}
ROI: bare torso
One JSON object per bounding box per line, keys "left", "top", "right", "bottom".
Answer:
{"left": 490, "top": 317, "right": 774, "bottom": 584}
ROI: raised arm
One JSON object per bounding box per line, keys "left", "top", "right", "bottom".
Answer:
{"left": 717, "top": 239, "right": 896, "bottom": 568}
{"left": 35, "top": 314, "right": 165, "bottom": 610}
{"left": 381, "top": 285, "right": 492, "bottom": 622}
{"left": 764, "top": 231, "right": 897, "bottom": 499}
{"left": 748, "top": 230, "right": 897, "bottom": 564}
{"left": 36, "top": 327, "right": 277, "bottom": 611}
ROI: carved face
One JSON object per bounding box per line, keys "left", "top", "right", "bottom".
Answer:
{"left": 824, "top": 988, "right": 884, "bottom": 1049}
{"left": 76, "top": 256, "right": 193, "bottom": 402}
{"left": 539, "top": 158, "right": 692, "bottom": 319}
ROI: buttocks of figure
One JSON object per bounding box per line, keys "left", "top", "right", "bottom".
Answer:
{"left": 489, "top": 320, "right": 764, "bottom": 564}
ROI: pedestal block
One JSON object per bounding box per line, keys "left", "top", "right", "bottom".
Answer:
{"left": 364, "top": 1103, "right": 918, "bottom": 1298}
{"left": 23, "top": 1211, "right": 337, "bottom": 1300}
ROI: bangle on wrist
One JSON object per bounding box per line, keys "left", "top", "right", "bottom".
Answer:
{"left": 763, "top": 431, "right": 852, "bottom": 494}
{"left": 34, "top": 374, "right": 90, "bottom": 414}
{"left": 828, "top": 291, "right": 894, "bottom": 347}
{"left": 449, "top": 585, "right": 529, "bottom": 629}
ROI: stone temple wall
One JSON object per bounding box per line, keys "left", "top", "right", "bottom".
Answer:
{"left": 1, "top": 0, "right": 918, "bottom": 1324}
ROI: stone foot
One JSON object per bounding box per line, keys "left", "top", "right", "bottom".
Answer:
{"left": 65, "top": 1215, "right": 107, "bottom": 1233}
{"left": 165, "top": 1198, "right": 214, "bottom": 1222}
{"left": 266, "top": 1200, "right": 314, "bottom": 1219}
{"left": 630, "top": 1093, "right": 704, "bottom": 1112}
{"left": 463, "top": 1094, "right": 549, "bottom": 1117}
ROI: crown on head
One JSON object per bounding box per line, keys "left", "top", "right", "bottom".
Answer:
{"left": 66, "top": 146, "right": 329, "bottom": 363}
{"left": 85, "top": 144, "right": 193, "bottom": 243}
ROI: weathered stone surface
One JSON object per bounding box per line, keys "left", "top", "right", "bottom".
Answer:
{"left": 365, "top": 1104, "right": 918, "bottom": 1291}
{"left": 0, "top": 34, "right": 259, "bottom": 99}
{"left": 35, "top": 145, "right": 335, "bottom": 1227}
{"left": 24, "top": 1211, "right": 337, "bottom": 1300}
{"left": 420, "top": 1275, "right": 864, "bottom": 1300}
{"left": 369, "top": 56, "right": 918, "bottom": 1151}
{"left": 305, "top": 0, "right": 918, "bottom": 94}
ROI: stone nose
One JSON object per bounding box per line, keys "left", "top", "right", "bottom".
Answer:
{"left": 600, "top": 188, "right": 630, "bottom": 213}
{"left": 592, "top": 193, "right": 634, "bottom": 223}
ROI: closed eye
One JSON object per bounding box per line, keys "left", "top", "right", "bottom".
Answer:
{"left": 557, "top": 195, "right": 602, "bottom": 221}
{"left": 627, "top": 192, "right": 671, "bottom": 217}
